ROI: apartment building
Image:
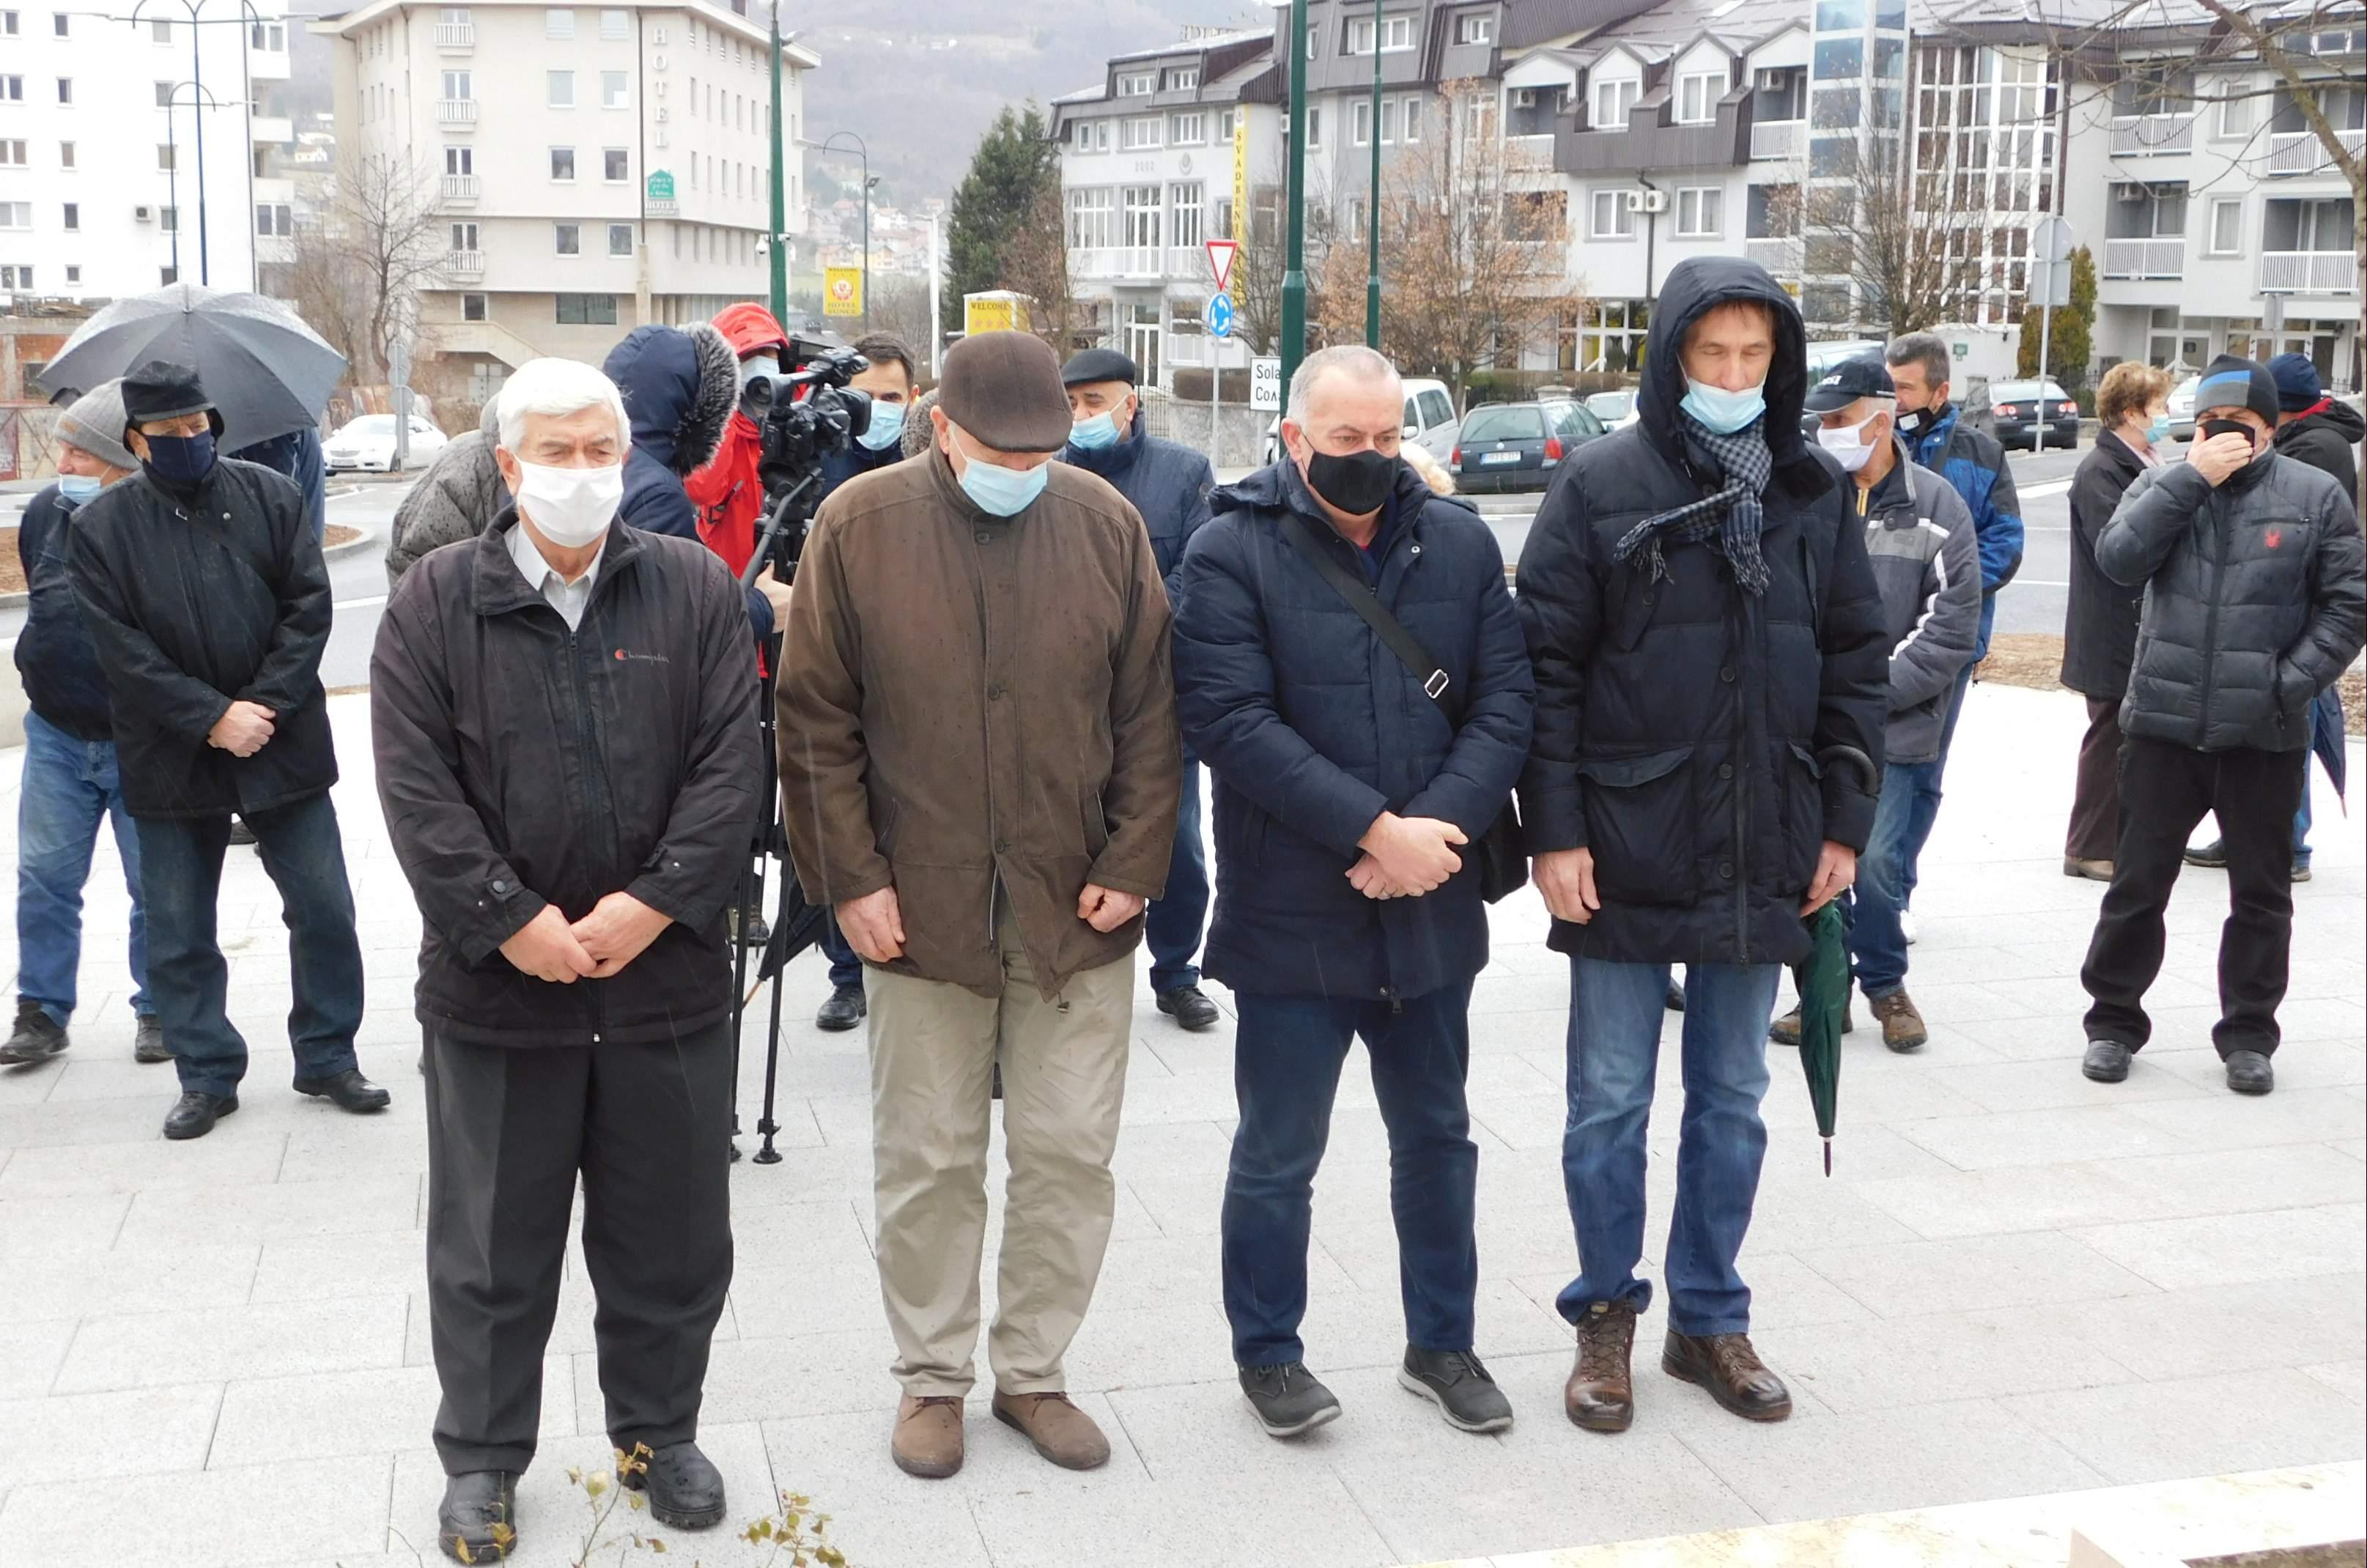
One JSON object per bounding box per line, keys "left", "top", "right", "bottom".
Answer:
{"left": 316, "top": 0, "right": 816, "bottom": 390}
{"left": 0, "top": 3, "right": 298, "bottom": 305}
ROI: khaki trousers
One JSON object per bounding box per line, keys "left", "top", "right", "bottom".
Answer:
{"left": 864, "top": 903, "right": 1134, "bottom": 1398}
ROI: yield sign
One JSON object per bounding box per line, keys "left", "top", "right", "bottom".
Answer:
{"left": 1205, "top": 238, "right": 1238, "bottom": 292}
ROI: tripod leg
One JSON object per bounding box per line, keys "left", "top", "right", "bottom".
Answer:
{"left": 752, "top": 837, "right": 799, "bottom": 1166}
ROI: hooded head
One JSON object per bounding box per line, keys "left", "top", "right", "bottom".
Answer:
{"left": 712, "top": 301, "right": 791, "bottom": 366}
{"left": 1638, "top": 256, "right": 1814, "bottom": 476}
{"left": 599, "top": 321, "right": 739, "bottom": 475}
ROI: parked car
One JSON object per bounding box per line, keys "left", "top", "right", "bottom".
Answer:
{"left": 325, "top": 413, "right": 449, "bottom": 473}
{"left": 1803, "top": 339, "right": 1887, "bottom": 381}
{"left": 1448, "top": 399, "right": 1607, "bottom": 494}
{"left": 1584, "top": 388, "right": 1640, "bottom": 432}
{"left": 1988, "top": 378, "right": 2080, "bottom": 451}
{"left": 2165, "top": 374, "right": 2198, "bottom": 442}
{"left": 1260, "top": 375, "right": 1460, "bottom": 466}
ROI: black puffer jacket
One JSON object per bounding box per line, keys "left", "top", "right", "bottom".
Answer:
{"left": 2100, "top": 451, "right": 2366, "bottom": 753}
{"left": 2061, "top": 430, "right": 2151, "bottom": 700}
{"left": 370, "top": 512, "right": 761, "bottom": 1046}
{"left": 68, "top": 459, "right": 336, "bottom": 819}
{"left": 2272, "top": 398, "right": 2363, "bottom": 509}
{"left": 14, "top": 484, "right": 118, "bottom": 741}
{"left": 1515, "top": 256, "right": 1890, "bottom": 968}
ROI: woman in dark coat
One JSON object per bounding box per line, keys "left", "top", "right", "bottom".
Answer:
{"left": 2061, "top": 361, "right": 2173, "bottom": 878}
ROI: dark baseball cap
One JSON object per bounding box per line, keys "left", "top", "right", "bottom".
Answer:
{"left": 1803, "top": 355, "right": 1896, "bottom": 413}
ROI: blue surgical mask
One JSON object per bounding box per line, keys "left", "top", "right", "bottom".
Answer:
{"left": 1680, "top": 377, "right": 1768, "bottom": 435}
{"left": 856, "top": 400, "right": 904, "bottom": 451}
{"left": 141, "top": 431, "right": 217, "bottom": 486}
{"left": 952, "top": 430, "right": 1050, "bottom": 517}
{"left": 2145, "top": 412, "right": 2171, "bottom": 445}
{"left": 1068, "top": 410, "right": 1121, "bottom": 451}
{"left": 57, "top": 474, "right": 103, "bottom": 506}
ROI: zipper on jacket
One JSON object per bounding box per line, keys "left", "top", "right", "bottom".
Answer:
{"left": 2195, "top": 491, "right": 2229, "bottom": 747}
{"left": 565, "top": 624, "right": 608, "bottom": 1041}
{"left": 968, "top": 530, "right": 1000, "bottom": 952}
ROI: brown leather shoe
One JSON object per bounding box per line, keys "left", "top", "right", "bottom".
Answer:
{"left": 1770, "top": 998, "right": 1853, "bottom": 1046}
{"left": 1866, "top": 989, "right": 1928, "bottom": 1053}
{"left": 1662, "top": 1330, "right": 1792, "bottom": 1421}
{"left": 891, "top": 1394, "right": 965, "bottom": 1479}
{"left": 2063, "top": 856, "right": 2113, "bottom": 881}
{"left": 992, "top": 1390, "right": 1111, "bottom": 1471}
{"left": 1563, "top": 1299, "right": 1636, "bottom": 1433}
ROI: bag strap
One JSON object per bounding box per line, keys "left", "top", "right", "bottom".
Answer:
{"left": 1282, "top": 511, "right": 1462, "bottom": 727}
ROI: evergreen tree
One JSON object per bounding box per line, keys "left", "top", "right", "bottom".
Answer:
{"left": 2017, "top": 245, "right": 2098, "bottom": 389}
{"left": 942, "top": 104, "right": 1059, "bottom": 335}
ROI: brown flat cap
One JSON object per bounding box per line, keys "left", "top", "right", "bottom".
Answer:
{"left": 937, "top": 332, "right": 1074, "bottom": 454}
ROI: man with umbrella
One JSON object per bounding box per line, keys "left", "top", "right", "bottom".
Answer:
{"left": 65, "top": 361, "right": 383, "bottom": 1140}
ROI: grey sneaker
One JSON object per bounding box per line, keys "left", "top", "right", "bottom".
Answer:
{"left": 0, "top": 999, "right": 68, "bottom": 1065}
{"left": 133, "top": 1015, "right": 171, "bottom": 1064}
{"left": 1238, "top": 1361, "right": 1341, "bottom": 1439}
{"left": 1398, "top": 1347, "right": 1514, "bottom": 1433}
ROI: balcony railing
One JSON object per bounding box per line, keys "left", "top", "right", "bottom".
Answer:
{"left": 441, "top": 174, "right": 479, "bottom": 201}
{"left": 445, "top": 248, "right": 484, "bottom": 276}
{"left": 1070, "top": 245, "right": 1205, "bottom": 281}
{"left": 436, "top": 98, "right": 479, "bottom": 125}
{"left": 2267, "top": 127, "right": 2366, "bottom": 175}
{"left": 2103, "top": 237, "right": 2184, "bottom": 279}
{"left": 1503, "top": 133, "right": 1554, "bottom": 170}
{"left": 1750, "top": 119, "right": 1803, "bottom": 160}
{"left": 434, "top": 21, "right": 474, "bottom": 48}
{"left": 2110, "top": 114, "right": 2193, "bottom": 155}
{"left": 1745, "top": 236, "right": 1803, "bottom": 274}
{"left": 2260, "top": 250, "right": 2357, "bottom": 295}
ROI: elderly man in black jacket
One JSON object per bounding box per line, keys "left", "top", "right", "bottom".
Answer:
{"left": 1516, "top": 259, "right": 1889, "bottom": 1436}
{"left": 67, "top": 361, "right": 380, "bottom": 1141}
{"left": 372, "top": 355, "right": 759, "bottom": 1562}
{"left": 2079, "top": 355, "right": 2366, "bottom": 1099}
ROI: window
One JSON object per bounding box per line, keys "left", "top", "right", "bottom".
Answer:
{"left": 1068, "top": 187, "right": 1115, "bottom": 249}
{"left": 462, "top": 292, "right": 488, "bottom": 322}
{"left": 599, "top": 8, "right": 627, "bottom": 38}
{"left": 0, "top": 201, "right": 30, "bottom": 228}
{"left": 0, "top": 265, "right": 32, "bottom": 289}
{"left": 443, "top": 70, "right": 472, "bottom": 100}
{"left": 556, "top": 292, "right": 618, "bottom": 325}
{"left": 1170, "top": 111, "right": 1205, "bottom": 144}
{"left": 59, "top": 141, "right": 74, "bottom": 168}
{"left": 1166, "top": 67, "right": 1199, "bottom": 92}
{"left": 56, "top": 78, "right": 72, "bottom": 105}
{"left": 2207, "top": 196, "right": 2242, "bottom": 254}
{"left": 151, "top": 18, "right": 171, "bottom": 41}
{"left": 50, "top": 9, "right": 63, "bottom": 33}
{"left": 1353, "top": 99, "right": 1372, "bottom": 145}
{"left": 608, "top": 222, "right": 633, "bottom": 256}
{"left": 159, "top": 205, "right": 179, "bottom": 232}
{"left": 449, "top": 221, "right": 479, "bottom": 249}
{"left": 157, "top": 144, "right": 176, "bottom": 171}
{"left": 548, "top": 70, "right": 575, "bottom": 108}
{"left": 1455, "top": 11, "right": 1493, "bottom": 45}
{"left": 602, "top": 72, "right": 629, "bottom": 108}
{"left": 1217, "top": 107, "right": 1236, "bottom": 141}
{"left": 256, "top": 202, "right": 293, "bottom": 236}
{"left": 2215, "top": 81, "right": 2255, "bottom": 138}
{"left": 249, "top": 20, "right": 284, "bottom": 48}
{"left": 1215, "top": 196, "right": 1235, "bottom": 240}
{"left": 1120, "top": 116, "right": 1162, "bottom": 149}
{"left": 0, "top": 141, "right": 23, "bottom": 167}
{"left": 61, "top": 201, "right": 78, "bottom": 230}
{"left": 1677, "top": 70, "right": 1727, "bottom": 125}
{"left": 1170, "top": 180, "right": 1203, "bottom": 248}
{"left": 1118, "top": 72, "right": 1154, "bottom": 96}
{"left": 446, "top": 145, "right": 473, "bottom": 175}
{"left": 1122, "top": 184, "right": 1162, "bottom": 248}
{"left": 1307, "top": 106, "right": 1323, "bottom": 147}
{"left": 160, "top": 266, "right": 177, "bottom": 284}
{"left": 604, "top": 147, "right": 629, "bottom": 181}
{"left": 545, "top": 7, "right": 574, "bottom": 37}
{"left": 551, "top": 146, "right": 577, "bottom": 180}
{"left": 0, "top": 11, "right": 15, "bottom": 34}
{"left": 1676, "top": 186, "right": 1723, "bottom": 237}
{"left": 1590, "top": 188, "right": 1636, "bottom": 237}
{"left": 64, "top": 264, "right": 79, "bottom": 284}
{"left": 1594, "top": 76, "right": 1640, "bottom": 130}
{"left": 0, "top": 77, "right": 20, "bottom": 103}
{"left": 1402, "top": 95, "right": 1423, "bottom": 141}
{"left": 1349, "top": 15, "right": 1415, "bottom": 53}
{"left": 555, "top": 222, "right": 581, "bottom": 254}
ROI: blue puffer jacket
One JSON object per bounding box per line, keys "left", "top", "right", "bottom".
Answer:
{"left": 1061, "top": 410, "right": 1214, "bottom": 602}
{"left": 1172, "top": 458, "right": 1534, "bottom": 1002}
{"left": 1908, "top": 403, "right": 2024, "bottom": 657}
{"left": 602, "top": 323, "right": 737, "bottom": 541}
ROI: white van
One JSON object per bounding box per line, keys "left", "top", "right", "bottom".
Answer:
{"left": 1261, "top": 376, "right": 1460, "bottom": 465}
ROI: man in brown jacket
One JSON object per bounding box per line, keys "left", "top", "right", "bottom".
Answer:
{"left": 778, "top": 330, "right": 1181, "bottom": 1481}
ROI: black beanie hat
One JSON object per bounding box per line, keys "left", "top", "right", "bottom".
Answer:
{"left": 2194, "top": 354, "right": 2280, "bottom": 425}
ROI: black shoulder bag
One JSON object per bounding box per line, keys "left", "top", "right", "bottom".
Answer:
{"left": 1282, "top": 514, "right": 1528, "bottom": 903}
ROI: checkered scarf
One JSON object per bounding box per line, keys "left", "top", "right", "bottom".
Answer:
{"left": 1613, "top": 415, "right": 1774, "bottom": 596}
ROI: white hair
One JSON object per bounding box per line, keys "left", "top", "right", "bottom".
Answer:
{"left": 496, "top": 357, "right": 630, "bottom": 454}
{"left": 1286, "top": 344, "right": 1400, "bottom": 424}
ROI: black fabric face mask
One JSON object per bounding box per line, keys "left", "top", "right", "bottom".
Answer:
{"left": 1304, "top": 447, "right": 1398, "bottom": 515}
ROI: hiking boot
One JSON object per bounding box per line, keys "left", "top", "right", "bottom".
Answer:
{"left": 2063, "top": 857, "right": 2114, "bottom": 881}
{"left": 815, "top": 983, "right": 866, "bottom": 1032}
{"left": 2183, "top": 838, "right": 2228, "bottom": 868}
{"left": 2082, "top": 1039, "right": 2133, "bottom": 1083}
{"left": 617, "top": 1441, "right": 725, "bottom": 1529}
{"left": 890, "top": 1394, "right": 964, "bottom": 1479}
{"left": 1398, "top": 1347, "right": 1513, "bottom": 1433}
{"left": 0, "top": 1000, "right": 68, "bottom": 1065}
{"left": 1564, "top": 1299, "right": 1636, "bottom": 1433}
{"left": 1662, "top": 1330, "right": 1792, "bottom": 1422}
{"left": 437, "top": 1470, "right": 518, "bottom": 1564}
{"left": 991, "top": 1391, "right": 1109, "bottom": 1470}
{"left": 1154, "top": 985, "right": 1222, "bottom": 1032}
{"left": 1238, "top": 1361, "right": 1340, "bottom": 1439}
{"left": 1866, "top": 989, "right": 1928, "bottom": 1053}
{"left": 1770, "top": 996, "right": 1853, "bottom": 1047}
{"left": 133, "top": 1015, "right": 171, "bottom": 1063}
{"left": 2224, "top": 1049, "right": 2275, "bottom": 1096}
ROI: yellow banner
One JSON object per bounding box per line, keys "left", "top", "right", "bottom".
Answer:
{"left": 1232, "top": 112, "right": 1249, "bottom": 243}
{"left": 823, "top": 266, "right": 863, "bottom": 318}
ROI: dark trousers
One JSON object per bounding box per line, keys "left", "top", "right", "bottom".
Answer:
{"left": 2082, "top": 737, "right": 2307, "bottom": 1059}
{"left": 136, "top": 791, "right": 363, "bottom": 1098}
{"left": 424, "top": 1021, "right": 735, "bottom": 1475}
{"left": 2067, "top": 696, "right": 2124, "bottom": 863}
{"left": 819, "top": 910, "right": 861, "bottom": 991}
{"left": 1147, "top": 758, "right": 1210, "bottom": 994}
{"left": 1221, "top": 982, "right": 1478, "bottom": 1367}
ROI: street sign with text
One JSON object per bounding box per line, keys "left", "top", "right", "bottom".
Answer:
{"left": 1250, "top": 356, "right": 1282, "bottom": 412}
{"left": 824, "top": 266, "right": 863, "bottom": 318}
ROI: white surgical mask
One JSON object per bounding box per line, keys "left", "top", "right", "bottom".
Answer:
{"left": 1817, "top": 410, "right": 1887, "bottom": 474}
{"left": 517, "top": 459, "right": 624, "bottom": 548}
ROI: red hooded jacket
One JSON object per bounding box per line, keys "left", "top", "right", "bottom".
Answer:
{"left": 687, "top": 301, "right": 789, "bottom": 577}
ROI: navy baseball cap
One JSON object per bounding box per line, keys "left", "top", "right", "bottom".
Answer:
{"left": 1803, "top": 355, "right": 1897, "bottom": 413}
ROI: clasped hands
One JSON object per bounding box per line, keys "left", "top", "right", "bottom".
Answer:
{"left": 834, "top": 881, "right": 1147, "bottom": 964}
{"left": 1346, "top": 811, "right": 1468, "bottom": 901}
{"left": 498, "top": 892, "right": 672, "bottom": 983}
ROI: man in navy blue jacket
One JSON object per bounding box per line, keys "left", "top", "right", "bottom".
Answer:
{"left": 1173, "top": 345, "right": 1533, "bottom": 1441}
{"left": 1060, "top": 347, "right": 1220, "bottom": 1032}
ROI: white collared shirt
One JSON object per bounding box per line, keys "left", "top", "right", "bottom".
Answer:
{"left": 507, "top": 518, "right": 605, "bottom": 632}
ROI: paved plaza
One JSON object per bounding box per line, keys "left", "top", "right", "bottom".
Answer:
{"left": 0, "top": 680, "right": 2360, "bottom": 1568}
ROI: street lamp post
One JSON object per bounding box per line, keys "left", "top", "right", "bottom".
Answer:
{"left": 767, "top": 6, "right": 789, "bottom": 322}
{"left": 806, "top": 132, "right": 871, "bottom": 329}
{"left": 133, "top": 0, "right": 266, "bottom": 287}
{"left": 1365, "top": 0, "right": 1382, "bottom": 350}
{"left": 1280, "top": 0, "right": 1310, "bottom": 411}
{"left": 163, "top": 81, "right": 231, "bottom": 284}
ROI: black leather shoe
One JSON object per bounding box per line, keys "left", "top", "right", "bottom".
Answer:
{"left": 2224, "top": 1049, "right": 2275, "bottom": 1095}
{"left": 1662, "top": 1330, "right": 1792, "bottom": 1422}
{"left": 1155, "top": 985, "right": 1222, "bottom": 1032}
{"left": 815, "top": 983, "right": 866, "bottom": 1032}
{"left": 437, "top": 1470, "right": 518, "bottom": 1563}
{"left": 2182, "top": 837, "right": 2227, "bottom": 868}
{"left": 0, "top": 999, "right": 68, "bottom": 1065}
{"left": 618, "top": 1441, "right": 725, "bottom": 1530}
{"left": 2082, "top": 1039, "right": 2133, "bottom": 1083}
{"left": 133, "top": 1015, "right": 171, "bottom": 1064}
{"left": 294, "top": 1068, "right": 392, "bottom": 1113}
{"left": 163, "top": 1090, "right": 237, "bottom": 1140}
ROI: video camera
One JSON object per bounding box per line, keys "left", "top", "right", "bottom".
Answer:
{"left": 738, "top": 342, "right": 872, "bottom": 590}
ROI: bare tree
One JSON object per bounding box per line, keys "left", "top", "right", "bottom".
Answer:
{"left": 1785, "top": 131, "right": 2021, "bottom": 337}
{"left": 864, "top": 276, "right": 939, "bottom": 373}
{"left": 305, "top": 149, "right": 447, "bottom": 385}
{"left": 1231, "top": 177, "right": 1339, "bottom": 356}
{"left": 997, "top": 180, "right": 1096, "bottom": 357}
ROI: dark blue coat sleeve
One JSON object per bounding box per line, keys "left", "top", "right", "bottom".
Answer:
{"left": 1403, "top": 528, "right": 1534, "bottom": 837}
{"left": 1513, "top": 470, "right": 1605, "bottom": 854}
{"left": 1164, "top": 454, "right": 1215, "bottom": 604}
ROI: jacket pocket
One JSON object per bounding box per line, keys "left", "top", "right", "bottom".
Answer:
{"left": 1082, "top": 788, "right": 1111, "bottom": 857}
{"left": 1576, "top": 746, "right": 1696, "bottom": 906}
{"left": 1779, "top": 742, "right": 1825, "bottom": 894}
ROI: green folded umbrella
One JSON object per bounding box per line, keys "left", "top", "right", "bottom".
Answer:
{"left": 1790, "top": 900, "right": 1849, "bottom": 1177}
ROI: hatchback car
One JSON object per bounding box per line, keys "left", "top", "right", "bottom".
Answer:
{"left": 1449, "top": 400, "right": 1607, "bottom": 494}
{"left": 325, "top": 413, "right": 450, "bottom": 473}
{"left": 1584, "top": 388, "right": 1640, "bottom": 432}
{"left": 2165, "top": 374, "right": 2198, "bottom": 442}
{"left": 1988, "top": 379, "right": 2080, "bottom": 451}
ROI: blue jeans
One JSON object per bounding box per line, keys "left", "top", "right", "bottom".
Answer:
{"left": 1558, "top": 958, "right": 1780, "bottom": 1337}
{"left": 2293, "top": 770, "right": 2314, "bottom": 865}
{"left": 1148, "top": 758, "right": 1210, "bottom": 994}
{"left": 1222, "top": 981, "right": 1478, "bottom": 1367}
{"left": 1902, "top": 651, "right": 1979, "bottom": 909}
{"left": 137, "top": 791, "right": 365, "bottom": 1097}
{"left": 819, "top": 910, "right": 861, "bottom": 990}
{"left": 1845, "top": 759, "right": 1941, "bottom": 999}
{"left": 15, "top": 711, "right": 149, "bottom": 1026}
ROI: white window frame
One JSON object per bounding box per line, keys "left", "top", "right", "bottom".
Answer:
{"left": 1068, "top": 186, "right": 1115, "bottom": 249}
{"left": 555, "top": 221, "right": 581, "bottom": 256}
{"left": 1594, "top": 75, "right": 1640, "bottom": 130}
{"left": 1170, "top": 180, "right": 1204, "bottom": 248}
{"left": 544, "top": 7, "right": 573, "bottom": 39}
{"left": 449, "top": 221, "right": 479, "bottom": 250}
{"left": 599, "top": 7, "right": 627, "bottom": 40}
{"left": 0, "top": 201, "right": 31, "bottom": 229}
{"left": 604, "top": 147, "right": 629, "bottom": 182}
{"left": 602, "top": 71, "right": 629, "bottom": 110}
{"left": 1402, "top": 95, "right": 1424, "bottom": 141}
{"left": 462, "top": 291, "right": 489, "bottom": 322}
{"left": 64, "top": 264, "right": 81, "bottom": 284}
{"left": 1676, "top": 185, "right": 1723, "bottom": 237}
{"left": 445, "top": 144, "right": 473, "bottom": 175}
{"left": 443, "top": 70, "right": 471, "bottom": 100}
{"left": 2206, "top": 195, "right": 2243, "bottom": 254}
{"left": 1117, "top": 71, "right": 1154, "bottom": 97}
{"left": 2214, "top": 80, "right": 2255, "bottom": 139}
{"left": 1307, "top": 105, "right": 1323, "bottom": 148}
{"left": 1122, "top": 184, "right": 1162, "bottom": 248}
{"left": 62, "top": 200, "right": 79, "bottom": 230}
{"left": 1677, "top": 70, "right": 1728, "bottom": 125}
{"left": 1166, "top": 67, "right": 1199, "bottom": 92}
{"left": 1170, "top": 111, "right": 1205, "bottom": 145}
{"left": 550, "top": 146, "right": 577, "bottom": 182}
{"left": 1217, "top": 107, "right": 1236, "bottom": 141}
{"left": 1589, "top": 188, "right": 1636, "bottom": 239}
{"left": 1354, "top": 98, "right": 1373, "bottom": 146}
{"left": 1120, "top": 115, "right": 1162, "bottom": 150}
{"left": 0, "top": 12, "right": 16, "bottom": 37}
{"left": 0, "top": 139, "right": 24, "bottom": 167}
{"left": 608, "top": 222, "right": 634, "bottom": 256}
{"left": 1455, "top": 11, "right": 1493, "bottom": 45}
{"left": 547, "top": 70, "right": 575, "bottom": 109}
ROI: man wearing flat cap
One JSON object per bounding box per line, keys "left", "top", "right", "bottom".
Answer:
{"left": 66, "top": 360, "right": 380, "bottom": 1141}
{"left": 1058, "top": 348, "right": 1220, "bottom": 1033}
{"left": 778, "top": 329, "right": 1181, "bottom": 1482}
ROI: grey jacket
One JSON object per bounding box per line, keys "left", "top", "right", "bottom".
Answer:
{"left": 384, "top": 403, "right": 507, "bottom": 586}
{"left": 1857, "top": 440, "right": 1982, "bottom": 766}
{"left": 2102, "top": 451, "right": 2366, "bottom": 753}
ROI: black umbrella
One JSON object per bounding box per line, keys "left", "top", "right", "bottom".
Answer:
{"left": 35, "top": 284, "right": 347, "bottom": 450}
